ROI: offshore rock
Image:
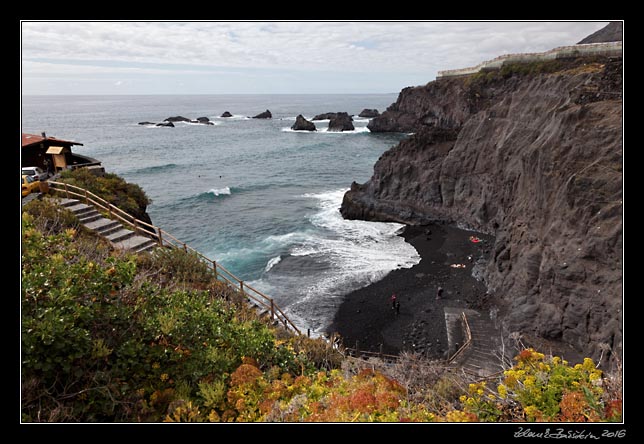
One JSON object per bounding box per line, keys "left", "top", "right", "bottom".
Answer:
{"left": 164, "top": 116, "right": 192, "bottom": 122}
{"left": 312, "top": 112, "right": 340, "bottom": 121}
{"left": 220, "top": 111, "right": 233, "bottom": 117}
{"left": 291, "top": 114, "right": 317, "bottom": 131}
{"left": 194, "top": 117, "right": 214, "bottom": 125}
{"left": 342, "top": 57, "right": 623, "bottom": 363}
{"left": 328, "top": 112, "right": 355, "bottom": 132}
{"left": 359, "top": 108, "right": 380, "bottom": 118}
{"left": 253, "top": 110, "right": 272, "bottom": 119}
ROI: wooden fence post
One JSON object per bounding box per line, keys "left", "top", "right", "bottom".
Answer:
{"left": 240, "top": 281, "right": 244, "bottom": 295}
{"left": 270, "top": 298, "right": 275, "bottom": 320}
{"left": 212, "top": 261, "right": 218, "bottom": 279}
{"left": 64, "top": 183, "right": 69, "bottom": 198}
{"left": 157, "top": 229, "right": 163, "bottom": 247}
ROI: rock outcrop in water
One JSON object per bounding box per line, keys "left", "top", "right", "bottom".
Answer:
{"left": 253, "top": 110, "right": 272, "bottom": 119}
{"left": 358, "top": 108, "right": 380, "bottom": 118}
{"left": 164, "top": 116, "right": 192, "bottom": 123}
{"left": 342, "top": 55, "right": 623, "bottom": 363}
{"left": 291, "top": 114, "right": 317, "bottom": 131}
{"left": 328, "top": 112, "right": 355, "bottom": 132}
{"left": 312, "top": 112, "right": 340, "bottom": 121}
{"left": 220, "top": 111, "right": 233, "bottom": 118}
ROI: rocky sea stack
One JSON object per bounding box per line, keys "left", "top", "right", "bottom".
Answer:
{"left": 342, "top": 42, "right": 623, "bottom": 363}
{"left": 253, "top": 110, "right": 272, "bottom": 119}
{"left": 358, "top": 108, "right": 380, "bottom": 118}
{"left": 291, "top": 114, "right": 316, "bottom": 131}
{"left": 328, "top": 112, "right": 355, "bottom": 132}
{"left": 220, "top": 111, "right": 233, "bottom": 118}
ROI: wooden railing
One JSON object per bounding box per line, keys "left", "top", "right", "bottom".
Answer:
{"left": 47, "top": 180, "right": 301, "bottom": 335}
{"left": 448, "top": 312, "right": 473, "bottom": 363}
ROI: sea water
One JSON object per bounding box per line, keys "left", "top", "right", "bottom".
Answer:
{"left": 21, "top": 94, "right": 421, "bottom": 334}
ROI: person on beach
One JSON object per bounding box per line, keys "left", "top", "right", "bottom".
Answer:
{"left": 395, "top": 300, "right": 400, "bottom": 315}
{"left": 391, "top": 294, "right": 397, "bottom": 309}
{"left": 436, "top": 287, "right": 443, "bottom": 300}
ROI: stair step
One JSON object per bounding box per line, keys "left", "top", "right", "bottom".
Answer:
{"left": 106, "top": 228, "right": 135, "bottom": 243}
{"left": 67, "top": 203, "right": 95, "bottom": 214}
{"left": 58, "top": 198, "right": 80, "bottom": 208}
{"left": 113, "top": 235, "right": 153, "bottom": 251}
{"left": 79, "top": 213, "right": 103, "bottom": 224}
{"left": 133, "top": 239, "right": 158, "bottom": 253}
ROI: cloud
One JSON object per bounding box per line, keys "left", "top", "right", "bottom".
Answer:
{"left": 20, "top": 21, "right": 610, "bottom": 94}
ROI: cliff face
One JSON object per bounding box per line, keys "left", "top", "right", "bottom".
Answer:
{"left": 343, "top": 58, "right": 623, "bottom": 361}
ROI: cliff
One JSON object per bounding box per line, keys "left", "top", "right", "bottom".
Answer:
{"left": 343, "top": 56, "right": 623, "bottom": 362}
{"left": 578, "top": 21, "right": 623, "bottom": 44}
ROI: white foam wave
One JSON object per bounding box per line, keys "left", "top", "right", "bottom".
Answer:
{"left": 208, "top": 186, "right": 231, "bottom": 196}
{"left": 251, "top": 188, "right": 419, "bottom": 331}
{"left": 265, "top": 256, "right": 282, "bottom": 273}
{"left": 281, "top": 126, "right": 371, "bottom": 134}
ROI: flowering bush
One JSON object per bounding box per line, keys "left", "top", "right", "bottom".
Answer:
{"left": 455, "top": 348, "right": 621, "bottom": 422}
{"left": 21, "top": 205, "right": 622, "bottom": 423}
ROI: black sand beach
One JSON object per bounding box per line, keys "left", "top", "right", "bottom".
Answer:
{"left": 328, "top": 223, "right": 494, "bottom": 359}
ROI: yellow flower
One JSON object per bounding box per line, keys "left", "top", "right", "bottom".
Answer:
{"left": 582, "top": 357, "right": 596, "bottom": 371}
{"left": 524, "top": 405, "right": 540, "bottom": 419}
{"left": 160, "top": 373, "right": 169, "bottom": 381}
{"left": 152, "top": 362, "right": 160, "bottom": 369}
{"left": 497, "top": 384, "right": 508, "bottom": 399}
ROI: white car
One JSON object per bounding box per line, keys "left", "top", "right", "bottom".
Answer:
{"left": 22, "top": 166, "right": 48, "bottom": 181}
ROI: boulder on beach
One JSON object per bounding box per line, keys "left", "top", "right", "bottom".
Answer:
{"left": 220, "top": 111, "right": 233, "bottom": 118}
{"left": 358, "top": 108, "right": 380, "bottom": 118}
{"left": 156, "top": 121, "right": 175, "bottom": 127}
{"left": 328, "top": 112, "right": 355, "bottom": 132}
{"left": 291, "top": 114, "right": 317, "bottom": 131}
{"left": 138, "top": 121, "right": 156, "bottom": 126}
{"left": 164, "top": 116, "right": 192, "bottom": 123}
{"left": 253, "top": 110, "right": 272, "bottom": 119}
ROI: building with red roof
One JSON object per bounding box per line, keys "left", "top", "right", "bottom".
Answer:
{"left": 22, "top": 132, "right": 102, "bottom": 174}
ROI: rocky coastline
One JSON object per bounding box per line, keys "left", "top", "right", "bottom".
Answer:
{"left": 339, "top": 54, "right": 622, "bottom": 364}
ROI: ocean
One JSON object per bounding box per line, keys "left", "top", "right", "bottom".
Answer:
{"left": 21, "top": 94, "right": 421, "bottom": 335}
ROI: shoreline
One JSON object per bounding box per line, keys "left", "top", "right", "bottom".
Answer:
{"left": 326, "top": 223, "right": 493, "bottom": 359}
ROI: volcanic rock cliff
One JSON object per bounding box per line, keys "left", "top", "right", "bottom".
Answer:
{"left": 342, "top": 56, "right": 623, "bottom": 362}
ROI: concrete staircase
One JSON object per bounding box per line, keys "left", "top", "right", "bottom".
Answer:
{"left": 445, "top": 307, "right": 504, "bottom": 378}
{"left": 58, "top": 198, "right": 157, "bottom": 254}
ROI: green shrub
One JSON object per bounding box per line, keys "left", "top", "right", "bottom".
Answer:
{"left": 21, "top": 212, "right": 300, "bottom": 422}
{"left": 59, "top": 169, "right": 150, "bottom": 221}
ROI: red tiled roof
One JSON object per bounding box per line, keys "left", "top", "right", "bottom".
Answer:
{"left": 21, "top": 133, "right": 84, "bottom": 148}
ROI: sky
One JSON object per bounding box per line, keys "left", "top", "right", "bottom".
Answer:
{"left": 21, "top": 21, "right": 611, "bottom": 95}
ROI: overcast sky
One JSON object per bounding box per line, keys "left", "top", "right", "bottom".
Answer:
{"left": 21, "top": 21, "right": 610, "bottom": 95}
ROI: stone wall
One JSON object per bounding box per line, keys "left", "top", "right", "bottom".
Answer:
{"left": 437, "top": 42, "right": 622, "bottom": 79}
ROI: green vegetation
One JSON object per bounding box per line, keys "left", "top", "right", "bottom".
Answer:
{"left": 21, "top": 196, "right": 622, "bottom": 423}
{"left": 465, "top": 57, "right": 607, "bottom": 88}
{"left": 58, "top": 168, "right": 151, "bottom": 221}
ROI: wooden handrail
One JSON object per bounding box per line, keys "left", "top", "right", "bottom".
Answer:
{"left": 47, "top": 180, "right": 302, "bottom": 335}
{"left": 448, "top": 312, "right": 473, "bottom": 363}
